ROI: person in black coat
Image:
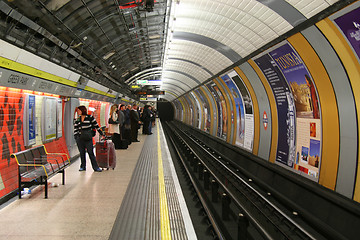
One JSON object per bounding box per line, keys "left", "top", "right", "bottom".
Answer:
{"left": 130, "top": 104, "right": 141, "bottom": 142}
{"left": 142, "top": 105, "right": 151, "bottom": 135}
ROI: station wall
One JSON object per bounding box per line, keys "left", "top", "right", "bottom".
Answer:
{"left": 0, "top": 86, "right": 116, "bottom": 200}
{"left": 173, "top": 2, "right": 360, "bottom": 202}
{"left": 0, "top": 41, "right": 135, "bottom": 201}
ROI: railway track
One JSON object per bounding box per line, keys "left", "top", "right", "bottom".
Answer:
{"left": 164, "top": 121, "right": 331, "bottom": 240}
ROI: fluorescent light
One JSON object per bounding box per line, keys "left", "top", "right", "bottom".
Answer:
{"left": 103, "top": 51, "right": 115, "bottom": 60}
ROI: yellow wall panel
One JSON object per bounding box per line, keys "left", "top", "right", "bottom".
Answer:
{"left": 248, "top": 60, "right": 278, "bottom": 163}
{"left": 317, "top": 18, "right": 360, "bottom": 199}
{"left": 288, "top": 33, "right": 340, "bottom": 190}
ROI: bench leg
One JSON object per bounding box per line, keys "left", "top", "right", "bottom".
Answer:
{"left": 18, "top": 168, "right": 22, "bottom": 199}
{"left": 44, "top": 177, "right": 48, "bottom": 199}
{"left": 62, "top": 169, "right": 65, "bottom": 185}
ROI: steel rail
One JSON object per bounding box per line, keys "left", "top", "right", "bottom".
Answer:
{"left": 164, "top": 123, "right": 225, "bottom": 239}
{"left": 171, "top": 122, "right": 320, "bottom": 240}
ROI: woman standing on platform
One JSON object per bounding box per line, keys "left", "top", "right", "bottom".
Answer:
{"left": 74, "top": 105, "right": 105, "bottom": 172}
{"left": 108, "top": 104, "right": 121, "bottom": 149}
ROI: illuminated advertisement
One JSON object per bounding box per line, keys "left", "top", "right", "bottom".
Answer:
{"left": 221, "top": 70, "right": 254, "bottom": 151}
{"left": 254, "top": 42, "right": 321, "bottom": 179}
{"left": 206, "top": 81, "right": 226, "bottom": 140}
{"left": 333, "top": 6, "right": 360, "bottom": 61}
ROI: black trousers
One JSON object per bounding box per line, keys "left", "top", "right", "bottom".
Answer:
{"left": 130, "top": 123, "right": 139, "bottom": 141}
{"left": 76, "top": 137, "right": 99, "bottom": 170}
{"left": 143, "top": 120, "right": 150, "bottom": 134}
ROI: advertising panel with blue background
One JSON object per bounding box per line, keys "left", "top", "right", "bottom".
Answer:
{"left": 254, "top": 42, "right": 322, "bottom": 179}
{"left": 221, "top": 73, "right": 244, "bottom": 146}
{"left": 28, "top": 95, "right": 36, "bottom": 144}
{"left": 222, "top": 70, "right": 255, "bottom": 151}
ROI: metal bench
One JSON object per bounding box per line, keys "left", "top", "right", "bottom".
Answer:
{"left": 10, "top": 145, "right": 70, "bottom": 199}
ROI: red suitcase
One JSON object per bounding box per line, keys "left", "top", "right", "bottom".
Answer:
{"left": 96, "top": 140, "right": 116, "bottom": 170}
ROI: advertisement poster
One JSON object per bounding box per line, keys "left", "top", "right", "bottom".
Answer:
{"left": 254, "top": 52, "right": 296, "bottom": 167}
{"left": 255, "top": 42, "right": 322, "bottom": 179}
{"left": 56, "top": 99, "right": 62, "bottom": 138}
{"left": 221, "top": 73, "right": 244, "bottom": 146}
{"left": 222, "top": 70, "right": 254, "bottom": 151}
{"left": 184, "top": 95, "right": 194, "bottom": 126}
{"left": 334, "top": 6, "right": 360, "bottom": 60}
{"left": 190, "top": 92, "right": 202, "bottom": 129}
{"left": 271, "top": 43, "right": 321, "bottom": 178}
{"left": 206, "top": 83, "right": 222, "bottom": 137}
{"left": 195, "top": 88, "right": 210, "bottom": 133}
{"left": 42, "top": 97, "right": 57, "bottom": 141}
{"left": 207, "top": 82, "right": 226, "bottom": 139}
{"left": 28, "top": 95, "right": 36, "bottom": 145}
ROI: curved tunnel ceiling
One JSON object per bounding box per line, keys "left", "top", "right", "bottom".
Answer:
{"left": 0, "top": 0, "right": 345, "bottom": 101}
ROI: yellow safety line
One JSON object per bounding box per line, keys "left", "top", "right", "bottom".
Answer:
{"left": 157, "top": 122, "right": 172, "bottom": 240}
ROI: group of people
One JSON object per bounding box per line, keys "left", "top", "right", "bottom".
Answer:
{"left": 108, "top": 104, "right": 156, "bottom": 143}
{"left": 73, "top": 104, "right": 156, "bottom": 172}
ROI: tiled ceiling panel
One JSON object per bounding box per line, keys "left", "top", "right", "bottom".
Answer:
{"left": 285, "top": 0, "right": 339, "bottom": 18}
{"left": 0, "top": 0, "right": 345, "bottom": 101}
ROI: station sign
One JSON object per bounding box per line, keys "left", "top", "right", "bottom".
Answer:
{"left": 136, "top": 79, "right": 162, "bottom": 85}
{"left": 136, "top": 80, "right": 148, "bottom": 84}
{"left": 147, "top": 97, "right": 157, "bottom": 102}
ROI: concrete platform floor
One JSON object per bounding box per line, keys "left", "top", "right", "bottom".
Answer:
{"left": 0, "top": 134, "right": 146, "bottom": 240}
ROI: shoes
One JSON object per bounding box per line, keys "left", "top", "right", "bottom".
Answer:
{"left": 79, "top": 168, "right": 86, "bottom": 171}
{"left": 94, "top": 168, "right": 102, "bottom": 172}
{"left": 148, "top": 133, "right": 153, "bottom": 135}
{"left": 133, "top": 140, "right": 140, "bottom": 142}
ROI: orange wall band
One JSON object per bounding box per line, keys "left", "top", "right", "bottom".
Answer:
{"left": 248, "top": 60, "right": 278, "bottom": 164}
{"left": 317, "top": 18, "right": 360, "bottom": 200}
{"left": 288, "top": 33, "right": 340, "bottom": 190}
{"left": 234, "top": 67, "right": 260, "bottom": 155}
